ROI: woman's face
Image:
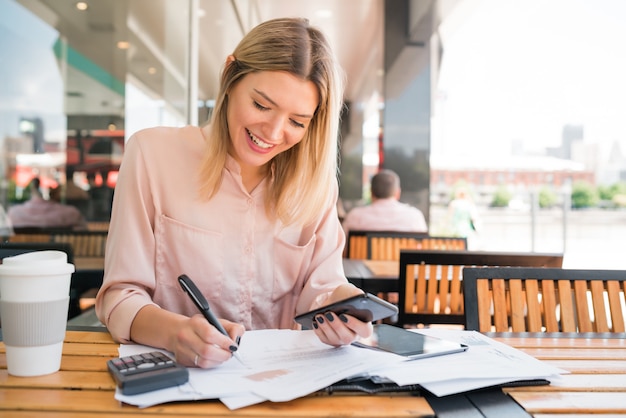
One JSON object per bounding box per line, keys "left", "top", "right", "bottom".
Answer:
{"left": 226, "top": 70, "right": 319, "bottom": 173}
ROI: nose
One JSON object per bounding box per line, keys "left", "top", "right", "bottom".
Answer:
{"left": 264, "top": 114, "right": 287, "bottom": 142}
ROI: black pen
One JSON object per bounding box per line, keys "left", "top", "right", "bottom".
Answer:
{"left": 178, "top": 274, "right": 245, "bottom": 365}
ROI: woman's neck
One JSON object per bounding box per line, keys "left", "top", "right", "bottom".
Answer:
{"left": 240, "top": 164, "right": 269, "bottom": 194}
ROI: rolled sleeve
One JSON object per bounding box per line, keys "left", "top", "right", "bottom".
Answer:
{"left": 99, "top": 286, "right": 157, "bottom": 343}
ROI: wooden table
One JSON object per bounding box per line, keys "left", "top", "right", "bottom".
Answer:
{"left": 493, "top": 332, "right": 626, "bottom": 416}
{"left": 343, "top": 258, "right": 399, "bottom": 293}
{"left": 1, "top": 329, "right": 624, "bottom": 417}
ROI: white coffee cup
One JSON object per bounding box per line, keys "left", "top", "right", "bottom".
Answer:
{"left": 0, "top": 250, "right": 75, "bottom": 376}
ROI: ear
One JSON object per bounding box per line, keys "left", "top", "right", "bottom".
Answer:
{"left": 225, "top": 55, "right": 236, "bottom": 67}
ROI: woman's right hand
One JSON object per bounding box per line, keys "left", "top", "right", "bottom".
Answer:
{"left": 173, "top": 314, "right": 245, "bottom": 368}
{"left": 129, "top": 305, "right": 245, "bottom": 368}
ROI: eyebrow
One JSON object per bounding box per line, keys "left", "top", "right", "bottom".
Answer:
{"left": 253, "top": 88, "right": 314, "bottom": 119}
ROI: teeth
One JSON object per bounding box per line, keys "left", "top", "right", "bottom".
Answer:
{"left": 247, "top": 130, "right": 273, "bottom": 149}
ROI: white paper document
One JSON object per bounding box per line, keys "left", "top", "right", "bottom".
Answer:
{"left": 114, "top": 329, "right": 403, "bottom": 409}
{"left": 113, "top": 328, "right": 567, "bottom": 409}
{"left": 367, "top": 328, "right": 568, "bottom": 396}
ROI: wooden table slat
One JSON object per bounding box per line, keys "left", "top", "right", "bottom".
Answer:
{"left": 493, "top": 336, "right": 626, "bottom": 348}
{"left": 1, "top": 329, "right": 623, "bottom": 416}
{"left": 0, "top": 370, "right": 115, "bottom": 390}
{"left": 508, "top": 391, "right": 626, "bottom": 414}
{"left": 543, "top": 359, "right": 626, "bottom": 373}
{"left": 520, "top": 347, "right": 626, "bottom": 360}
{"left": 0, "top": 388, "right": 434, "bottom": 417}
{"left": 519, "top": 374, "right": 626, "bottom": 391}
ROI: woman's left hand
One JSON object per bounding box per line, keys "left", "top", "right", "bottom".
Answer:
{"left": 311, "top": 284, "right": 373, "bottom": 346}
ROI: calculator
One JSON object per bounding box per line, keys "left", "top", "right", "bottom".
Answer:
{"left": 107, "top": 351, "right": 189, "bottom": 395}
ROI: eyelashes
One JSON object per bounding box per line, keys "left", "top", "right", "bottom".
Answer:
{"left": 253, "top": 101, "right": 268, "bottom": 111}
{"left": 252, "top": 101, "right": 306, "bottom": 129}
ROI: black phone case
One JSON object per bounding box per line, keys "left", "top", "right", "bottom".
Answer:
{"left": 294, "top": 293, "right": 398, "bottom": 329}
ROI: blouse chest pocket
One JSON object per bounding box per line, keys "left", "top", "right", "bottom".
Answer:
{"left": 154, "top": 215, "right": 224, "bottom": 300}
{"left": 272, "top": 234, "right": 316, "bottom": 301}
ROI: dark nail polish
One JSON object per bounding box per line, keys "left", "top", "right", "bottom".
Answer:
{"left": 312, "top": 322, "right": 319, "bottom": 329}
{"left": 339, "top": 314, "right": 348, "bottom": 323}
{"left": 316, "top": 315, "right": 324, "bottom": 324}
{"left": 229, "top": 345, "right": 238, "bottom": 352}
{"left": 325, "top": 312, "right": 334, "bottom": 322}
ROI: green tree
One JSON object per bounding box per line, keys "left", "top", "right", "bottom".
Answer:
{"left": 597, "top": 182, "right": 626, "bottom": 208}
{"left": 598, "top": 184, "right": 612, "bottom": 201}
{"left": 538, "top": 186, "right": 558, "bottom": 208}
{"left": 570, "top": 180, "right": 598, "bottom": 209}
{"left": 490, "top": 186, "right": 512, "bottom": 208}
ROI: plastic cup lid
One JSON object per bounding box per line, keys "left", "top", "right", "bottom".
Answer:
{"left": 0, "top": 250, "right": 75, "bottom": 275}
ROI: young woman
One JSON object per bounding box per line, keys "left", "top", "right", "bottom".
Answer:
{"left": 96, "top": 17, "right": 372, "bottom": 368}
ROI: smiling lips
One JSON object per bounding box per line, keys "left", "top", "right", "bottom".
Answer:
{"left": 247, "top": 129, "right": 274, "bottom": 150}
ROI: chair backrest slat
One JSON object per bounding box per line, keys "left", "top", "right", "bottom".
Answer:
{"left": 589, "top": 280, "right": 609, "bottom": 332}
{"left": 397, "top": 250, "right": 564, "bottom": 327}
{"left": 50, "top": 231, "right": 107, "bottom": 258}
{"left": 541, "top": 280, "right": 559, "bottom": 332}
{"left": 449, "top": 265, "right": 464, "bottom": 314}
{"left": 492, "top": 278, "right": 508, "bottom": 331}
{"left": 557, "top": 280, "right": 576, "bottom": 332}
{"left": 404, "top": 264, "right": 418, "bottom": 314}
{"left": 574, "top": 280, "right": 593, "bottom": 332}
{"left": 525, "top": 279, "right": 542, "bottom": 332}
{"left": 464, "top": 267, "right": 626, "bottom": 334}
{"left": 607, "top": 281, "right": 625, "bottom": 332}
{"left": 476, "top": 278, "right": 491, "bottom": 330}
{"left": 345, "top": 231, "right": 466, "bottom": 261}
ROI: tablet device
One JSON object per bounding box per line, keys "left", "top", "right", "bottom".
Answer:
{"left": 353, "top": 324, "right": 468, "bottom": 360}
{"left": 294, "top": 293, "right": 398, "bottom": 330}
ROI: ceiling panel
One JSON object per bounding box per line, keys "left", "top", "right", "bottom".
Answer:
{"left": 21, "top": 0, "right": 384, "bottom": 112}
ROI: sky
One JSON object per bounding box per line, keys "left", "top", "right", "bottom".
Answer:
{"left": 432, "top": 0, "right": 626, "bottom": 160}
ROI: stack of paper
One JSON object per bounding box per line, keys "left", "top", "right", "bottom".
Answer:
{"left": 115, "top": 328, "right": 566, "bottom": 410}
{"left": 366, "top": 328, "right": 567, "bottom": 397}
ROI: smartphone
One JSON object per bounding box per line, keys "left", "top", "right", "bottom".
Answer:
{"left": 353, "top": 324, "right": 468, "bottom": 360}
{"left": 294, "top": 293, "right": 398, "bottom": 330}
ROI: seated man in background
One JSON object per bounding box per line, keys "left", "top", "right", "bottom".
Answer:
{"left": 8, "top": 177, "right": 87, "bottom": 230}
{"left": 342, "top": 169, "right": 428, "bottom": 235}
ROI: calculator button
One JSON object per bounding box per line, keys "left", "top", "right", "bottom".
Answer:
{"left": 137, "top": 362, "right": 155, "bottom": 369}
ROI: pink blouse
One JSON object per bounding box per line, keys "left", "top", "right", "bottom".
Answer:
{"left": 96, "top": 126, "right": 348, "bottom": 343}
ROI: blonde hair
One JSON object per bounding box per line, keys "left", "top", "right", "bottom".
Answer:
{"left": 198, "top": 17, "right": 345, "bottom": 226}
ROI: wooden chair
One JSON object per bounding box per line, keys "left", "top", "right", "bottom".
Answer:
{"left": 8, "top": 229, "right": 107, "bottom": 258}
{"left": 397, "top": 250, "right": 564, "bottom": 328}
{"left": 86, "top": 221, "right": 110, "bottom": 232}
{"left": 6, "top": 227, "right": 56, "bottom": 243}
{"left": 51, "top": 230, "right": 107, "bottom": 258}
{"left": 345, "top": 230, "right": 466, "bottom": 261}
{"left": 463, "top": 267, "right": 626, "bottom": 333}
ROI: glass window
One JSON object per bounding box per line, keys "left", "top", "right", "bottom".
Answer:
{"left": 1, "top": 0, "right": 193, "bottom": 227}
